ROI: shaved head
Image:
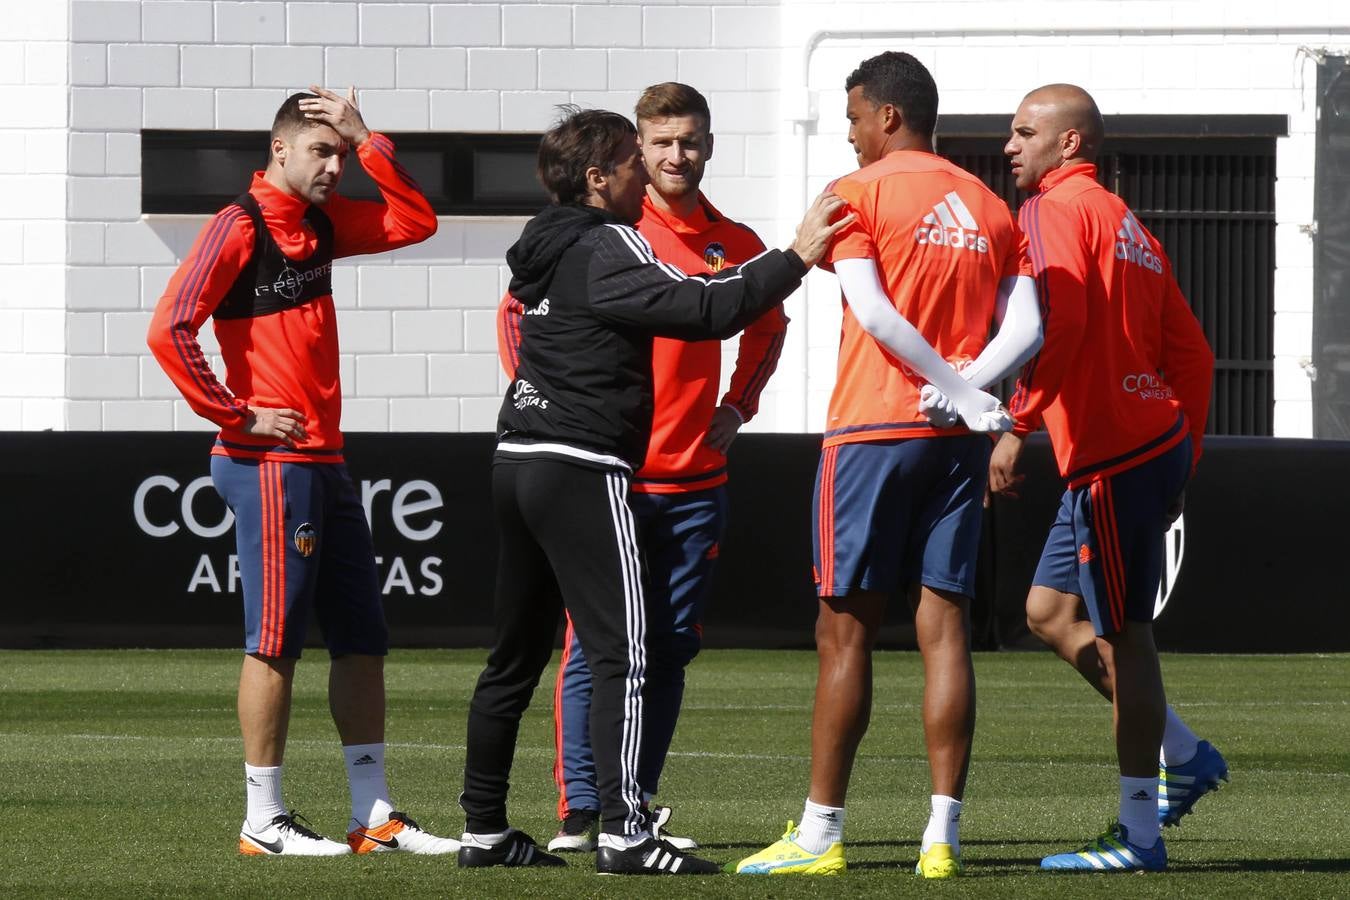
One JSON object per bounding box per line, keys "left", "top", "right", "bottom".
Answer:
{"left": 1005, "top": 83, "right": 1104, "bottom": 191}
{"left": 1021, "top": 84, "right": 1104, "bottom": 158}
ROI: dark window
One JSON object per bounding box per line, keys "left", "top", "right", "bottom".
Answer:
{"left": 141, "top": 131, "right": 547, "bottom": 216}
{"left": 939, "top": 115, "right": 1286, "bottom": 437}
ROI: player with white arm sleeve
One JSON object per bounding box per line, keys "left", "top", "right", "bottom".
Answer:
{"left": 735, "top": 52, "right": 1040, "bottom": 880}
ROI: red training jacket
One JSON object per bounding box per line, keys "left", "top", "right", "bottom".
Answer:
{"left": 1010, "top": 164, "right": 1214, "bottom": 487}
{"left": 147, "top": 133, "right": 437, "bottom": 463}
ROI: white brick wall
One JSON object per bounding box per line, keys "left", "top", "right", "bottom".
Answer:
{"left": 2, "top": 3, "right": 69, "bottom": 429}
{"left": 4, "top": 1, "right": 1344, "bottom": 436}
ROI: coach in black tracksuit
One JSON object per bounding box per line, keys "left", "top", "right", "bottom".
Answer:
{"left": 457, "top": 107, "right": 848, "bottom": 874}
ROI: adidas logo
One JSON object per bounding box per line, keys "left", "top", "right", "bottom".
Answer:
{"left": 1115, "top": 213, "right": 1163, "bottom": 273}
{"left": 246, "top": 776, "right": 261, "bottom": 786}
{"left": 915, "top": 191, "right": 989, "bottom": 254}
{"left": 1131, "top": 789, "right": 1153, "bottom": 801}
{"left": 353, "top": 754, "right": 377, "bottom": 766}
{"left": 1078, "top": 543, "right": 1095, "bottom": 565}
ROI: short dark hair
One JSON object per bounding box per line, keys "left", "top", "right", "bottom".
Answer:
{"left": 270, "top": 92, "right": 322, "bottom": 140}
{"left": 845, "top": 52, "right": 938, "bottom": 138}
{"left": 537, "top": 105, "right": 638, "bottom": 205}
{"left": 635, "top": 82, "right": 711, "bottom": 128}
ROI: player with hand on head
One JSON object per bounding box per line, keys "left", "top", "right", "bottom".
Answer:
{"left": 147, "top": 86, "right": 457, "bottom": 857}
{"left": 499, "top": 83, "right": 788, "bottom": 854}
{"left": 735, "top": 51, "right": 1042, "bottom": 880}
{"left": 993, "top": 84, "right": 1221, "bottom": 872}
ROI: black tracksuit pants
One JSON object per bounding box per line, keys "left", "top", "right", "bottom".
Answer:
{"left": 461, "top": 455, "right": 651, "bottom": 837}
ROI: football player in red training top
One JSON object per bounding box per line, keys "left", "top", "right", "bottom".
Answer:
{"left": 737, "top": 52, "right": 1043, "bottom": 879}
{"left": 994, "top": 84, "right": 1222, "bottom": 872}
{"left": 147, "top": 87, "right": 457, "bottom": 857}
{"left": 498, "top": 83, "right": 789, "bottom": 853}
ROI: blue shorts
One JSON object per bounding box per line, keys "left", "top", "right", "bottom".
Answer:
{"left": 211, "top": 456, "right": 388, "bottom": 659}
{"left": 813, "top": 436, "right": 992, "bottom": 598}
{"left": 1032, "top": 436, "right": 1191, "bottom": 636}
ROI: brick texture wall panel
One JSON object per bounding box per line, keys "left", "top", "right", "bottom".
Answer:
{"left": 539, "top": 50, "right": 607, "bottom": 91}
{"left": 361, "top": 4, "right": 431, "bottom": 47}
{"left": 391, "top": 397, "right": 459, "bottom": 431}
{"left": 431, "top": 265, "right": 501, "bottom": 308}
{"left": 142, "top": 1, "right": 213, "bottom": 43}
{"left": 108, "top": 43, "right": 181, "bottom": 87}
{"left": 358, "top": 89, "right": 430, "bottom": 129}
{"left": 431, "top": 5, "right": 501, "bottom": 47}
{"left": 430, "top": 90, "right": 500, "bottom": 129}
{"left": 573, "top": 6, "right": 642, "bottom": 48}
{"left": 254, "top": 45, "right": 325, "bottom": 87}
{"left": 215, "top": 2, "right": 287, "bottom": 44}
{"left": 286, "top": 3, "right": 359, "bottom": 46}
{"left": 71, "top": 1, "right": 140, "bottom": 43}
{"left": 396, "top": 48, "right": 468, "bottom": 89}
{"left": 215, "top": 88, "right": 287, "bottom": 129}
{"left": 611, "top": 49, "right": 678, "bottom": 90}
{"left": 71, "top": 44, "right": 108, "bottom": 86}
{"left": 504, "top": 6, "right": 573, "bottom": 48}
{"left": 326, "top": 47, "right": 397, "bottom": 89}
{"left": 429, "top": 353, "right": 499, "bottom": 396}
{"left": 144, "top": 87, "right": 215, "bottom": 128}
{"left": 393, "top": 309, "right": 465, "bottom": 353}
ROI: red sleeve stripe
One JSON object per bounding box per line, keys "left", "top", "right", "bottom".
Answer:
{"left": 1089, "top": 479, "right": 1127, "bottom": 633}
{"left": 366, "top": 134, "right": 423, "bottom": 193}
{"left": 732, "top": 327, "right": 786, "bottom": 415}
{"left": 171, "top": 207, "right": 249, "bottom": 415}
{"left": 816, "top": 445, "right": 838, "bottom": 594}
{"left": 552, "top": 613, "right": 577, "bottom": 819}
{"left": 501, "top": 297, "right": 523, "bottom": 375}
{"left": 258, "top": 460, "right": 287, "bottom": 657}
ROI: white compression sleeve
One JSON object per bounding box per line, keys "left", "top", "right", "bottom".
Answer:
{"left": 834, "top": 257, "right": 980, "bottom": 404}
{"left": 959, "top": 275, "right": 1043, "bottom": 389}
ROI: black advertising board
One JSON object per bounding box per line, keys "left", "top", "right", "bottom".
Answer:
{"left": 0, "top": 433, "right": 499, "bottom": 649}
{"left": 1, "top": 432, "right": 1347, "bottom": 652}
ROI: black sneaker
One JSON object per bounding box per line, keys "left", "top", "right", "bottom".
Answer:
{"left": 457, "top": 829, "right": 566, "bottom": 868}
{"left": 547, "top": 807, "right": 599, "bottom": 852}
{"left": 596, "top": 836, "right": 721, "bottom": 875}
{"left": 649, "top": 804, "right": 698, "bottom": 850}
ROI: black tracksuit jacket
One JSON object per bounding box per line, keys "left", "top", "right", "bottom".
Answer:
{"left": 495, "top": 202, "right": 806, "bottom": 470}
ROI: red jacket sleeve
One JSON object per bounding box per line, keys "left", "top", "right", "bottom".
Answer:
{"left": 145, "top": 206, "right": 255, "bottom": 429}
{"left": 1009, "top": 196, "right": 1089, "bottom": 436}
{"left": 1158, "top": 260, "right": 1215, "bottom": 467}
{"left": 497, "top": 291, "right": 524, "bottom": 379}
{"left": 721, "top": 231, "right": 787, "bottom": 420}
{"left": 327, "top": 132, "right": 438, "bottom": 258}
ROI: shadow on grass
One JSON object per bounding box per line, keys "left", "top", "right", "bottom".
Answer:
{"left": 1169, "top": 858, "right": 1350, "bottom": 874}
{"left": 702, "top": 838, "right": 1076, "bottom": 851}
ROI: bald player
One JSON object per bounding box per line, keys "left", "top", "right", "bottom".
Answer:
{"left": 994, "top": 84, "right": 1224, "bottom": 871}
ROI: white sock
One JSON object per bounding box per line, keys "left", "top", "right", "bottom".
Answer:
{"left": 920, "top": 794, "right": 962, "bottom": 853}
{"left": 343, "top": 742, "right": 394, "bottom": 828}
{"left": 795, "top": 798, "right": 844, "bottom": 854}
{"left": 462, "top": 829, "right": 511, "bottom": 847}
{"left": 244, "top": 763, "right": 285, "bottom": 832}
{"left": 1160, "top": 706, "right": 1199, "bottom": 767}
{"left": 597, "top": 829, "right": 651, "bottom": 850}
{"left": 1119, "top": 775, "right": 1161, "bottom": 848}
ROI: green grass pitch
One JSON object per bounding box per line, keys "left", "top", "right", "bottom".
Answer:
{"left": 2, "top": 649, "right": 1347, "bottom": 897}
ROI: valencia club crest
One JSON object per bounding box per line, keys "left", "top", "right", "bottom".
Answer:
{"left": 294, "top": 523, "right": 317, "bottom": 557}
{"left": 703, "top": 242, "right": 728, "bottom": 273}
